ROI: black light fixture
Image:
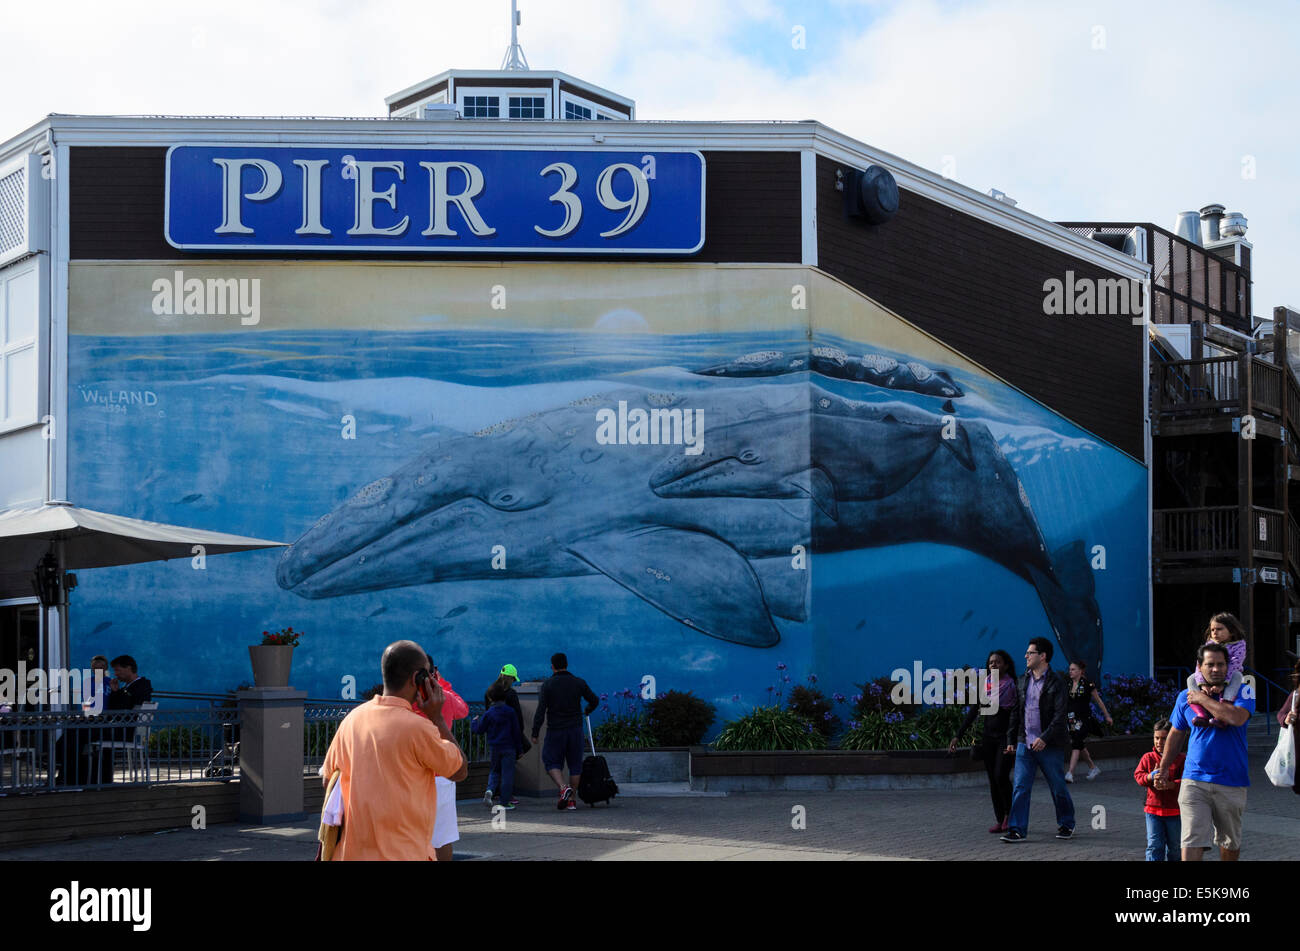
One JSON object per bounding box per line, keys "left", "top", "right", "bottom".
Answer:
{"left": 32, "top": 552, "right": 62, "bottom": 606}
{"left": 841, "top": 164, "right": 899, "bottom": 225}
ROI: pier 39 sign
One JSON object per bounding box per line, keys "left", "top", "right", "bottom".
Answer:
{"left": 165, "top": 146, "right": 705, "bottom": 254}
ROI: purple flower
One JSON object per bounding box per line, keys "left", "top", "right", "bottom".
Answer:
{"left": 848, "top": 720, "right": 859, "bottom": 730}
{"left": 600, "top": 693, "right": 608, "bottom": 701}
{"left": 822, "top": 712, "right": 832, "bottom": 720}
{"left": 776, "top": 662, "right": 787, "bottom": 671}
{"left": 852, "top": 693, "right": 862, "bottom": 704}
{"left": 804, "top": 723, "right": 813, "bottom": 733}
{"left": 808, "top": 674, "right": 818, "bottom": 684}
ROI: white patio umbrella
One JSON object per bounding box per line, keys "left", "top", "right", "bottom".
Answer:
{"left": 0, "top": 501, "right": 286, "bottom": 574}
{"left": 0, "top": 502, "right": 286, "bottom": 675}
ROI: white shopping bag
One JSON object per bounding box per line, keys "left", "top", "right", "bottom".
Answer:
{"left": 1266, "top": 708, "right": 1296, "bottom": 787}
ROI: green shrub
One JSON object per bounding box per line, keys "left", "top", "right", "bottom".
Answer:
{"left": 646, "top": 690, "right": 714, "bottom": 746}
{"left": 148, "top": 726, "right": 210, "bottom": 756}
{"left": 712, "top": 705, "right": 827, "bottom": 751}
{"left": 787, "top": 684, "right": 840, "bottom": 738}
{"left": 851, "top": 676, "right": 922, "bottom": 721}
{"left": 1101, "top": 674, "right": 1181, "bottom": 736}
{"left": 839, "top": 711, "right": 929, "bottom": 751}
{"left": 593, "top": 713, "right": 658, "bottom": 749}
{"left": 305, "top": 720, "right": 340, "bottom": 757}
{"left": 913, "top": 705, "right": 972, "bottom": 747}
{"left": 592, "top": 687, "right": 657, "bottom": 749}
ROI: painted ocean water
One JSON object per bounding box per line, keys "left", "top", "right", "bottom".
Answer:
{"left": 67, "top": 328, "right": 1147, "bottom": 730}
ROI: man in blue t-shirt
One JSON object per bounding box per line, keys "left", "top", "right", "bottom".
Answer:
{"left": 1154, "top": 642, "right": 1254, "bottom": 861}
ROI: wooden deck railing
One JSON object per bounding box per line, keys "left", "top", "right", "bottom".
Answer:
{"left": 1155, "top": 505, "right": 1285, "bottom": 560}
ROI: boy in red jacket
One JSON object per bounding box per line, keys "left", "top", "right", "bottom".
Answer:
{"left": 1134, "top": 719, "right": 1185, "bottom": 861}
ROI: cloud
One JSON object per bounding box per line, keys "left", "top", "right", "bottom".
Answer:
{"left": 2, "top": 0, "right": 1296, "bottom": 312}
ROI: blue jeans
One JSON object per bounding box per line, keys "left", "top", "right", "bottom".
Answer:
{"left": 1007, "top": 743, "right": 1075, "bottom": 835}
{"left": 1145, "top": 813, "right": 1181, "bottom": 861}
{"left": 487, "top": 747, "right": 516, "bottom": 802}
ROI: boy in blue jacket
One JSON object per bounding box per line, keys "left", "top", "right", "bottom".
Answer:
{"left": 473, "top": 684, "right": 523, "bottom": 808}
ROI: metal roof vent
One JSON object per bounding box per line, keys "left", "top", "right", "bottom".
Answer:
{"left": 1199, "top": 203, "right": 1225, "bottom": 243}
{"left": 421, "top": 103, "right": 460, "bottom": 120}
{"left": 1173, "top": 211, "right": 1202, "bottom": 246}
{"left": 987, "top": 188, "right": 1018, "bottom": 207}
{"left": 1221, "top": 212, "right": 1248, "bottom": 238}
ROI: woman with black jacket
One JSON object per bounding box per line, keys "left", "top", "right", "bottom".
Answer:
{"left": 948, "top": 650, "right": 1019, "bottom": 833}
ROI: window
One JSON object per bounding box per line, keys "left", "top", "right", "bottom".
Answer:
{"left": 596, "top": 113, "right": 613, "bottom": 120}
{"left": 564, "top": 101, "right": 592, "bottom": 120}
{"left": 462, "top": 96, "right": 499, "bottom": 118}
{"left": 509, "top": 96, "right": 545, "bottom": 119}
{"left": 1, "top": 259, "right": 38, "bottom": 428}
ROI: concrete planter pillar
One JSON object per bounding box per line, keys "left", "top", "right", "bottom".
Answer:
{"left": 513, "top": 682, "right": 554, "bottom": 798}
{"left": 237, "top": 686, "right": 307, "bottom": 822}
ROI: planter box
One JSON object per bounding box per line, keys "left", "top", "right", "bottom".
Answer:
{"left": 598, "top": 749, "right": 689, "bottom": 783}
{"left": 248, "top": 645, "right": 295, "bottom": 687}
{"left": 688, "top": 734, "right": 1152, "bottom": 792}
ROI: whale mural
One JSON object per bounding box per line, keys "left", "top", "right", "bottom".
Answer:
{"left": 278, "top": 384, "right": 1104, "bottom": 672}
{"left": 66, "top": 261, "right": 1146, "bottom": 714}
{"left": 695, "top": 346, "right": 964, "bottom": 398}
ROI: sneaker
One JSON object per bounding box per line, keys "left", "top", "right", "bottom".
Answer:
{"left": 565, "top": 799, "right": 577, "bottom": 810}
{"left": 988, "top": 822, "right": 1004, "bottom": 833}
{"left": 1086, "top": 766, "right": 1101, "bottom": 780}
{"left": 483, "top": 788, "right": 494, "bottom": 806}
{"left": 1000, "top": 830, "right": 1026, "bottom": 843}
{"left": 509, "top": 797, "right": 520, "bottom": 805}
{"left": 502, "top": 802, "right": 516, "bottom": 810}
{"left": 562, "top": 786, "right": 577, "bottom": 809}
{"left": 1064, "top": 772, "right": 1074, "bottom": 783}
{"left": 557, "top": 787, "right": 570, "bottom": 809}
{"left": 1056, "top": 825, "right": 1074, "bottom": 839}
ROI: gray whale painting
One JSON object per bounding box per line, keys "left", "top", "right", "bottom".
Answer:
{"left": 696, "top": 347, "right": 964, "bottom": 398}
{"left": 278, "top": 384, "right": 1104, "bottom": 673}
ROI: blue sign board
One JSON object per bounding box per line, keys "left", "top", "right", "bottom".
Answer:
{"left": 165, "top": 146, "right": 705, "bottom": 254}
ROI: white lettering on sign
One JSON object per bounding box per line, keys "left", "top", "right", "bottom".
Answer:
{"left": 420, "top": 162, "right": 497, "bottom": 237}
{"left": 348, "top": 161, "right": 409, "bottom": 237}
{"left": 214, "top": 158, "right": 282, "bottom": 234}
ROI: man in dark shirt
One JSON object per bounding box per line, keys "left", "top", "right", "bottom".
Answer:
{"left": 105, "top": 655, "right": 153, "bottom": 710}
{"left": 1001, "top": 636, "right": 1075, "bottom": 843}
{"left": 530, "top": 653, "right": 599, "bottom": 810}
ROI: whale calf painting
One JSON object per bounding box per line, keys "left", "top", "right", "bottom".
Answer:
{"left": 695, "top": 347, "right": 964, "bottom": 399}
{"left": 278, "top": 383, "right": 1104, "bottom": 673}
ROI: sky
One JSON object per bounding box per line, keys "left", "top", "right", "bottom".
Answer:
{"left": 2, "top": 0, "right": 1296, "bottom": 316}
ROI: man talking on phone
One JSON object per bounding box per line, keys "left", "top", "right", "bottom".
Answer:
{"left": 322, "top": 640, "right": 467, "bottom": 860}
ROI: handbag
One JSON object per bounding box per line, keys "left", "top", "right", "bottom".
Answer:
{"left": 1268, "top": 695, "right": 1298, "bottom": 788}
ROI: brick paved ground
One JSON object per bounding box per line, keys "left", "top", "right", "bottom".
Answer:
{"left": 3, "top": 745, "right": 1295, "bottom": 861}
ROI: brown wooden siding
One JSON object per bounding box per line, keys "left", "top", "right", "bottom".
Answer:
{"left": 70, "top": 147, "right": 800, "bottom": 264}
{"left": 816, "top": 155, "right": 1144, "bottom": 459}
{"left": 388, "top": 80, "right": 448, "bottom": 113}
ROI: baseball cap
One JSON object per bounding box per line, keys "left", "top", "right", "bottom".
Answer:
{"left": 500, "top": 664, "right": 519, "bottom": 679}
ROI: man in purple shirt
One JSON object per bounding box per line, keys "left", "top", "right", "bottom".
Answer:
{"left": 1001, "top": 636, "right": 1075, "bottom": 842}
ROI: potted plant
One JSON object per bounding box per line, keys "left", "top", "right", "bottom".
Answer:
{"left": 249, "top": 627, "right": 301, "bottom": 687}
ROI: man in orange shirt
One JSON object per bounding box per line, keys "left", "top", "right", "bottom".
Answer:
{"left": 322, "top": 640, "right": 467, "bottom": 860}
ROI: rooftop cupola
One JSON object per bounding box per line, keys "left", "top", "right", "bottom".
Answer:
{"left": 384, "top": 1, "right": 634, "bottom": 121}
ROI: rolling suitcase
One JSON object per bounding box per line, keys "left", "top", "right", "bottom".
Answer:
{"left": 577, "top": 715, "right": 619, "bottom": 806}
